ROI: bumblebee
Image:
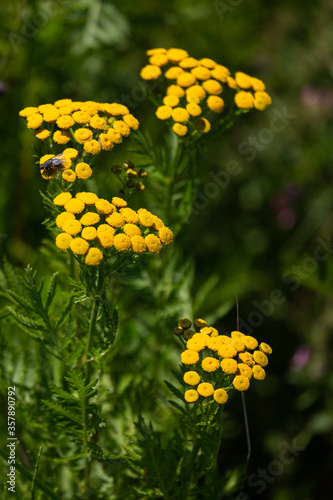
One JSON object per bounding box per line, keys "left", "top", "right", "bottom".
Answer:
{"left": 40, "top": 153, "right": 65, "bottom": 171}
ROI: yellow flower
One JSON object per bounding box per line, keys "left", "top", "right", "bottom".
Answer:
{"left": 233, "top": 375, "right": 250, "bottom": 391}
{"left": 120, "top": 207, "right": 139, "bottom": 224}
{"left": 172, "top": 107, "right": 190, "bottom": 123}
{"left": 186, "top": 103, "right": 202, "bottom": 117}
{"left": 254, "top": 91, "right": 272, "bottom": 111}
{"left": 149, "top": 53, "right": 169, "bottom": 66}
{"left": 221, "top": 358, "right": 238, "bottom": 374}
{"left": 158, "top": 227, "right": 173, "bottom": 245}
{"left": 187, "top": 333, "right": 207, "bottom": 352}
{"left": 152, "top": 215, "right": 164, "bottom": 230}
{"left": 235, "top": 71, "right": 252, "bottom": 89}
{"left": 27, "top": 114, "right": 43, "bottom": 129}
{"left": 123, "top": 114, "right": 139, "bottom": 130}
{"left": 19, "top": 106, "right": 39, "bottom": 117}
{"left": 197, "top": 382, "right": 214, "bottom": 397}
{"left": 58, "top": 106, "right": 74, "bottom": 115}
{"left": 165, "top": 67, "right": 184, "bottom": 79}
{"left": 84, "top": 140, "right": 101, "bottom": 155}
{"left": 85, "top": 247, "right": 103, "bottom": 266}
{"left": 53, "top": 192, "right": 72, "bottom": 206}
{"left": 62, "top": 219, "right": 82, "bottom": 235}
{"left": 113, "top": 233, "right": 131, "bottom": 252}
{"left": 230, "top": 338, "right": 245, "bottom": 352}
{"left": 195, "top": 117, "right": 211, "bottom": 133}
{"left": 62, "top": 170, "right": 76, "bottom": 183}
{"left": 75, "top": 162, "right": 92, "bottom": 180}
{"left": 214, "top": 388, "right": 228, "bottom": 404}
{"left": 156, "top": 106, "right": 173, "bottom": 120}
{"left": 166, "top": 85, "right": 185, "bottom": 98}
{"left": 259, "top": 342, "right": 273, "bottom": 355}
{"left": 103, "top": 103, "right": 129, "bottom": 116}
{"left": 131, "top": 235, "right": 146, "bottom": 253}
{"left": 80, "top": 212, "right": 100, "bottom": 226}
{"left": 146, "top": 48, "right": 167, "bottom": 56}
{"left": 201, "top": 357, "right": 219, "bottom": 372}
{"left": 56, "top": 115, "right": 75, "bottom": 129}
{"left": 123, "top": 223, "right": 141, "bottom": 237}
{"left": 112, "top": 197, "right": 127, "bottom": 208}
{"left": 95, "top": 199, "right": 115, "bottom": 215}
{"left": 235, "top": 91, "right": 254, "bottom": 109}
{"left": 64, "top": 198, "right": 85, "bottom": 214}
{"left": 172, "top": 123, "right": 188, "bottom": 136}
{"left": 200, "top": 327, "right": 211, "bottom": 335}
{"left": 202, "top": 79, "right": 223, "bottom": 95}
{"left": 80, "top": 101, "right": 100, "bottom": 115}
{"left": 226, "top": 76, "right": 237, "bottom": 89}
{"left": 166, "top": 48, "right": 188, "bottom": 62}
{"left": 252, "top": 364, "right": 266, "bottom": 380}
{"left": 231, "top": 330, "right": 245, "bottom": 339}
{"left": 74, "top": 128, "right": 93, "bottom": 144}
{"left": 97, "top": 224, "right": 115, "bottom": 248}
{"left": 207, "top": 336, "right": 224, "bottom": 351}
{"left": 211, "top": 65, "right": 230, "bottom": 82}
{"left": 181, "top": 349, "right": 199, "bottom": 365}
{"left": 163, "top": 95, "right": 180, "bottom": 107}
{"left": 145, "top": 234, "right": 162, "bottom": 254}
{"left": 54, "top": 98, "right": 72, "bottom": 108}
{"left": 99, "top": 133, "right": 114, "bottom": 151}
{"left": 113, "top": 120, "right": 131, "bottom": 136}
{"left": 210, "top": 327, "right": 219, "bottom": 337}
{"left": 140, "top": 65, "right": 162, "bottom": 80}
{"left": 237, "top": 363, "right": 253, "bottom": 379}
{"left": 243, "top": 336, "right": 258, "bottom": 350}
{"left": 193, "top": 318, "right": 207, "bottom": 330}
{"left": 186, "top": 85, "right": 206, "bottom": 100}
{"left": 184, "top": 389, "right": 199, "bottom": 403}
{"left": 183, "top": 371, "right": 200, "bottom": 386}
{"left": 207, "top": 95, "right": 224, "bottom": 113}
{"left": 43, "top": 108, "right": 60, "bottom": 122}
{"left": 220, "top": 335, "right": 232, "bottom": 344}
{"left": 70, "top": 237, "right": 89, "bottom": 255}
{"left": 179, "top": 57, "right": 199, "bottom": 69}
{"left": 253, "top": 350, "right": 268, "bottom": 367}
{"left": 76, "top": 192, "right": 99, "bottom": 205}
{"left": 90, "top": 115, "right": 108, "bottom": 130}
{"left": 63, "top": 148, "right": 79, "bottom": 159}
{"left": 177, "top": 72, "right": 197, "bottom": 88}
{"left": 35, "top": 128, "right": 50, "bottom": 140}
{"left": 55, "top": 233, "right": 72, "bottom": 250}
{"left": 251, "top": 77, "right": 266, "bottom": 91}
{"left": 105, "top": 212, "right": 125, "bottom": 228}
{"left": 106, "top": 129, "right": 122, "bottom": 144}
{"left": 81, "top": 226, "right": 97, "bottom": 241}
{"left": 238, "top": 352, "right": 255, "bottom": 366}
{"left": 137, "top": 208, "right": 154, "bottom": 227}
{"left": 72, "top": 111, "right": 91, "bottom": 124}
{"left": 53, "top": 130, "right": 71, "bottom": 144}
{"left": 38, "top": 104, "right": 56, "bottom": 114}
{"left": 200, "top": 58, "right": 216, "bottom": 69}
{"left": 191, "top": 66, "right": 211, "bottom": 81}
{"left": 218, "top": 344, "right": 237, "bottom": 358}
{"left": 56, "top": 211, "right": 75, "bottom": 229}
{"left": 186, "top": 95, "right": 200, "bottom": 104}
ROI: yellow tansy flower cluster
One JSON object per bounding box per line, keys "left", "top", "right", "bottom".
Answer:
{"left": 141, "top": 48, "right": 271, "bottom": 137}
{"left": 54, "top": 191, "right": 173, "bottom": 265}
{"left": 19, "top": 99, "right": 139, "bottom": 181}
{"left": 175, "top": 317, "right": 272, "bottom": 405}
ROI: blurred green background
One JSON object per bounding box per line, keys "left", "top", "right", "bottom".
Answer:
{"left": 1, "top": 0, "right": 333, "bottom": 498}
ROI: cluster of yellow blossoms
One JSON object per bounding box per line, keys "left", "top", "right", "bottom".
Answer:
{"left": 53, "top": 192, "right": 173, "bottom": 265}
{"left": 175, "top": 318, "right": 272, "bottom": 405}
{"left": 19, "top": 99, "right": 139, "bottom": 181}
{"left": 140, "top": 48, "right": 272, "bottom": 137}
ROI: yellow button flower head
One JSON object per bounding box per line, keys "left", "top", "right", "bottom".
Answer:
{"left": 62, "top": 148, "right": 79, "bottom": 159}
{"left": 177, "top": 72, "right": 197, "bottom": 88}
{"left": 131, "top": 235, "right": 146, "bottom": 253}
{"left": 43, "top": 108, "right": 60, "bottom": 122}
{"left": 120, "top": 207, "right": 139, "bottom": 224}
{"left": 201, "top": 357, "right": 219, "bottom": 372}
{"left": 27, "top": 113, "right": 43, "bottom": 129}
{"left": 186, "top": 85, "right": 206, "bottom": 100}
{"left": 35, "top": 128, "right": 50, "bottom": 140}
{"left": 179, "top": 57, "right": 199, "bottom": 69}
{"left": 238, "top": 352, "right": 255, "bottom": 366}
{"left": 191, "top": 66, "right": 211, "bottom": 81}
{"left": 187, "top": 333, "right": 207, "bottom": 352}
{"left": 81, "top": 226, "right": 97, "bottom": 241}
{"left": 221, "top": 358, "right": 238, "bottom": 374}
{"left": 165, "top": 67, "right": 184, "bottom": 79}
{"left": 64, "top": 198, "right": 85, "bottom": 214}
{"left": 53, "top": 192, "right": 72, "bottom": 206}
{"left": 72, "top": 111, "right": 91, "bottom": 124}
{"left": 75, "top": 162, "right": 92, "bottom": 180}
{"left": 183, "top": 371, "right": 200, "bottom": 386}
{"left": 259, "top": 342, "right": 273, "bottom": 355}
{"left": 112, "top": 197, "right": 127, "bottom": 208}
{"left": 237, "top": 363, "right": 253, "bottom": 379}
{"left": 55, "top": 233, "right": 72, "bottom": 250}
{"left": 166, "top": 48, "right": 188, "bottom": 63}
{"left": 152, "top": 215, "right": 164, "bottom": 230}
{"left": 200, "top": 58, "right": 216, "bottom": 69}
{"left": 99, "top": 133, "right": 114, "bottom": 151}
{"left": 106, "top": 212, "right": 125, "bottom": 228}
{"left": 252, "top": 365, "right": 266, "bottom": 380}
{"left": 53, "top": 130, "right": 71, "bottom": 144}
{"left": 74, "top": 128, "right": 93, "bottom": 144}
{"left": 214, "top": 388, "right": 228, "bottom": 405}
{"left": 156, "top": 105, "right": 173, "bottom": 120}
{"left": 167, "top": 85, "right": 185, "bottom": 98}
{"left": 55, "top": 98, "right": 73, "bottom": 108}
{"left": 231, "top": 330, "right": 246, "bottom": 339}
{"left": 123, "top": 114, "right": 139, "bottom": 130}
{"left": 218, "top": 344, "right": 237, "bottom": 359}
{"left": 80, "top": 101, "right": 100, "bottom": 115}
{"left": 58, "top": 106, "right": 73, "bottom": 116}
{"left": 254, "top": 91, "right": 272, "bottom": 111}
{"left": 19, "top": 106, "right": 39, "bottom": 117}
{"left": 56, "top": 211, "right": 75, "bottom": 229}
{"left": 113, "top": 234, "right": 131, "bottom": 252}
{"left": 186, "top": 102, "right": 202, "bottom": 117}
{"left": 251, "top": 77, "right": 266, "bottom": 91}
{"left": 123, "top": 223, "right": 141, "bottom": 237}
{"left": 85, "top": 247, "right": 103, "bottom": 266}
{"left": 243, "top": 335, "right": 258, "bottom": 350}
{"left": 97, "top": 224, "right": 115, "bottom": 248}
{"left": 140, "top": 65, "right": 162, "bottom": 80}
{"left": 90, "top": 115, "right": 108, "bottom": 130}
{"left": 202, "top": 79, "right": 223, "bottom": 95}
{"left": 56, "top": 115, "right": 75, "bottom": 129}
{"left": 70, "top": 237, "right": 89, "bottom": 255}
{"left": 235, "top": 71, "right": 252, "bottom": 89}
{"left": 158, "top": 227, "right": 173, "bottom": 244}
{"left": 181, "top": 349, "right": 199, "bottom": 365}
{"left": 103, "top": 103, "right": 129, "bottom": 116}
{"left": 145, "top": 234, "right": 162, "bottom": 254}
{"left": 107, "top": 129, "right": 123, "bottom": 144}
{"left": 95, "top": 199, "right": 115, "bottom": 215}
{"left": 172, "top": 123, "right": 188, "bottom": 136}
{"left": 253, "top": 350, "right": 268, "bottom": 367}
{"left": 146, "top": 48, "right": 167, "bottom": 56}
{"left": 38, "top": 104, "right": 56, "bottom": 114}
{"left": 76, "top": 192, "right": 99, "bottom": 205}
{"left": 195, "top": 117, "right": 211, "bottom": 133}
{"left": 184, "top": 389, "right": 199, "bottom": 403}
{"left": 84, "top": 140, "right": 101, "bottom": 154}
{"left": 194, "top": 318, "right": 207, "bottom": 330}
{"left": 197, "top": 382, "right": 214, "bottom": 397}
{"left": 172, "top": 107, "right": 190, "bottom": 123}
{"left": 80, "top": 212, "right": 100, "bottom": 226}
{"left": 207, "top": 95, "right": 224, "bottom": 113}
{"left": 230, "top": 337, "right": 245, "bottom": 352}
{"left": 207, "top": 336, "right": 224, "bottom": 351}
{"left": 233, "top": 375, "right": 250, "bottom": 391}
{"left": 62, "top": 169, "right": 77, "bottom": 183}
{"left": 62, "top": 219, "right": 82, "bottom": 235}
{"left": 149, "top": 53, "right": 169, "bottom": 66}
{"left": 163, "top": 95, "right": 180, "bottom": 107}
{"left": 235, "top": 91, "right": 255, "bottom": 109}
{"left": 211, "top": 65, "right": 230, "bottom": 82}
{"left": 137, "top": 208, "right": 153, "bottom": 227}
{"left": 113, "top": 120, "right": 131, "bottom": 137}
{"left": 227, "top": 76, "right": 237, "bottom": 89}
